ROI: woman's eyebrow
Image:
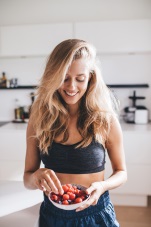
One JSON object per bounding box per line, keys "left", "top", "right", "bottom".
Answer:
{"left": 66, "top": 73, "right": 85, "bottom": 76}
{"left": 77, "top": 74, "right": 85, "bottom": 76}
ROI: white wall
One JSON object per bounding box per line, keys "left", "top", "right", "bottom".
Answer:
{"left": 0, "top": 57, "right": 47, "bottom": 120}
{"left": 99, "top": 53, "right": 151, "bottom": 115}
{"left": 0, "top": 53, "right": 151, "bottom": 121}
{"left": 0, "top": 0, "right": 151, "bottom": 121}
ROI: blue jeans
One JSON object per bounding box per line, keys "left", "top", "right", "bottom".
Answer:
{"left": 39, "top": 191, "right": 120, "bottom": 227}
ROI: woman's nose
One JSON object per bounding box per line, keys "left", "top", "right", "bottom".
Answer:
{"left": 68, "top": 79, "right": 76, "bottom": 89}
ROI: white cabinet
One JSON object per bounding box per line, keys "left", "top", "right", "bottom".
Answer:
{"left": 0, "top": 23, "right": 73, "bottom": 57}
{"left": 1, "top": 20, "right": 151, "bottom": 56}
{"left": 105, "top": 123, "right": 151, "bottom": 206}
{"left": 74, "top": 20, "right": 151, "bottom": 53}
{"left": 0, "top": 123, "right": 44, "bottom": 181}
{"left": 0, "top": 124, "right": 27, "bottom": 181}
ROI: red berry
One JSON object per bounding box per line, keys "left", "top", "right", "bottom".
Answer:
{"left": 67, "top": 187, "right": 75, "bottom": 193}
{"left": 51, "top": 195, "right": 58, "bottom": 201}
{"left": 75, "top": 197, "right": 83, "bottom": 203}
{"left": 80, "top": 195, "right": 85, "bottom": 201}
{"left": 62, "top": 200, "right": 69, "bottom": 205}
{"left": 66, "top": 184, "right": 72, "bottom": 188}
{"left": 62, "top": 185, "right": 69, "bottom": 192}
{"left": 63, "top": 194, "right": 70, "bottom": 200}
{"left": 69, "top": 193, "right": 76, "bottom": 200}
{"left": 74, "top": 189, "right": 80, "bottom": 195}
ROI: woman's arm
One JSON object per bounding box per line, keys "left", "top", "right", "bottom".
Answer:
{"left": 23, "top": 120, "right": 42, "bottom": 190}
{"left": 23, "top": 120, "right": 63, "bottom": 195}
{"left": 76, "top": 117, "right": 127, "bottom": 212}
{"left": 101, "top": 116, "right": 127, "bottom": 190}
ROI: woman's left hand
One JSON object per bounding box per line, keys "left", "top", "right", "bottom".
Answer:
{"left": 76, "top": 181, "right": 106, "bottom": 212}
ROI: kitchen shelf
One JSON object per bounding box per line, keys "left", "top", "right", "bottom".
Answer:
{"left": 0, "top": 85, "right": 37, "bottom": 89}
{"left": 0, "top": 84, "right": 149, "bottom": 90}
{"left": 107, "top": 84, "right": 149, "bottom": 88}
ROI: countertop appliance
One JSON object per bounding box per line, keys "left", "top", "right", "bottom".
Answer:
{"left": 135, "top": 108, "right": 149, "bottom": 124}
{"left": 124, "top": 90, "right": 149, "bottom": 124}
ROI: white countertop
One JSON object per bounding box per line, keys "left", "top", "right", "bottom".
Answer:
{"left": 0, "top": 121, "right": 151, "bottom": 132}
{"left": 120, "top": 121, "right": 151, "bottom": 132}
{"left": 0, "top": 122, "right": 28, "bottom": 131}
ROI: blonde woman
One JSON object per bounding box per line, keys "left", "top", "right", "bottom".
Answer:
{"left": 24, "top": 39, "right": 127, "bottom": 227}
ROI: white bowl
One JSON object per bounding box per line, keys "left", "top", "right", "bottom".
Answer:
{"left": 48, "top": 184, "right": 90, "bottom": 210}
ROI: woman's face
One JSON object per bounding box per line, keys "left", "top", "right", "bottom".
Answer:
{"left": 58, "top": 58, "right": 91, "bottom": 108}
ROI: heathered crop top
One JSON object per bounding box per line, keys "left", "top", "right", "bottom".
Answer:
{"left": 40, "top": 139, "right": 106, "bottom": 174}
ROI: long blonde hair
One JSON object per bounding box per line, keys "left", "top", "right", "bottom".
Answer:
{"left": 30, "top": 39, "right": 119, "bottom": 153}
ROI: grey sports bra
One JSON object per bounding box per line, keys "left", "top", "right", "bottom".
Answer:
{"left": 40, "top": 139, "right": 106, "bottom": 174}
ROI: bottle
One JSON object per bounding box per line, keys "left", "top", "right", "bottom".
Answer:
{"left": 1, "top": 72, "right": 7, "bottom": 87}
{"left": 6, "top": 79, "right": 10, "bottom": 88}
{"left": 14, "top": 99, "right": 21, "bottom": 121}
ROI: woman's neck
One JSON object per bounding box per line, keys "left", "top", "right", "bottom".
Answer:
{"left": 68, "top": 103, "right": 79, "bottom": 117}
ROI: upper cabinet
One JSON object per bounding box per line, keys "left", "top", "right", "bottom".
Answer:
{"left": 74, "top": 20, "right": 151, "bottom": 53}
{"left": 0, "top": 20, "right": 150, "bottom": 57}
{"left": 0, "top": 23, "right": 73, "bottom": 57}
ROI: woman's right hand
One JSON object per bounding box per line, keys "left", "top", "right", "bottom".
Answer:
{"left": 32, "top": 168, "right": 64, "bottom": 195}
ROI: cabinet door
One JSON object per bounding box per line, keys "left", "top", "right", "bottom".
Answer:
{"left": 105, "top": 163, "right": 151, "bottom": 195}
{"left": 105, "top": 130, "right": 151, "bottom": 195}
{"left": 0, "top": 23, "right": 73, "bottom": 56}
{"left": 123, "top": 131, "right": 151, "bottom": 165}
{"left": 75, "top": 20, "right": 151, "bottom": 53}
{"left": 0, "top": 130, "right": 26, "bottom": 180}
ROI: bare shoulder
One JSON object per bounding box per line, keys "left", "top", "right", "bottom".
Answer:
{"left": 105, "top": 115, "right": 126, "bottom": 171}
{"left": 26, "top": 119, "right": 36, "bottom": 136}
{"left": 106, "top": 116, "right": 123, "bottom": 146}
{"left": 105, "top": 115, "right": 124, "bottom": 159}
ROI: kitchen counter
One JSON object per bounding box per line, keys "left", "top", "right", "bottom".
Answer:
{"left": 120, "top": 121, "right": 151, "bottom": 132}
{"left": 0, "top": 121, "right": 151, "bottom": 132}
{"left": 0, "top": 121, "right": 10, "bottom": 127}
{"left": 0, "top": 121, "right": 151, "bottom": 207}
{"left": 0, "top": 122, "right": 28, "bottom": 131}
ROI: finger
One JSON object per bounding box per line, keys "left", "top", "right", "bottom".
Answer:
{"left": 44, "top": 173, "right": 63, "bottom": 194}
{"left": 44, "top": 190, "right": 50, "bottom": 197}
{"left": 76, "top": 203, "right": 90, "bottom": 212}
{"left": 91, "top": 200, "right": 98, "bottom": 205}
{"left": 40, "top": 178, "right": 52, "bottom": 192}
{"left": 41, "top": 185, "right": 47, "bottom": 192}
{"left": 47, "top": 177, "right": 59, "bottom": 194}
{"left": 48, "top": 171, "right": 64, "bottom": 195}
{"left": 76, "top": 192, "right": 99, "bottom": 212}
{"left": 86, "top": 184, "right": 96, "bottom": 195}
{"left": 76, "top": 197, "right": 95, "bottom": 212}
{"left": 34, "top": 179, "right": 45, "bottom": 191}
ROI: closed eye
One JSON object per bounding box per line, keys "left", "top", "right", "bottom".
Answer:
{"left": 76, "top": 76, "right": 85, "bottom": 82}
{"left": 76, "top": 78, "right": 85, "bottom": 82}
{"left": 64, "top": 76, "right": 85, "bottom": 83}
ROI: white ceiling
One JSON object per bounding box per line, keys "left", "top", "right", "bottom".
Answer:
{"left": 0, "top": 0, "right": 151, "bottom": 26}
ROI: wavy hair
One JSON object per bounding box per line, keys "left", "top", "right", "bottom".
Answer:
{"left": 30, "top": 39, "right": 119, "bottom": 153}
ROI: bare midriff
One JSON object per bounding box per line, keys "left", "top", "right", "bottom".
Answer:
{"left": 55, "top": 171, "right": 105, "bottom": 188}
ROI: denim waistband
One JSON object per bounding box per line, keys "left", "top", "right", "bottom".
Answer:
{"left": 43, "top": 190, "right": 110, "bottom": 219}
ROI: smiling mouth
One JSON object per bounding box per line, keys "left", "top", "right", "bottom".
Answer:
{"left": 64, "top": 91, "right": 78, "bottom": 97}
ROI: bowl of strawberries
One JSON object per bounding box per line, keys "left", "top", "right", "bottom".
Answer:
{"left": 49, "top": 183, "right": 90, "bottom": 210}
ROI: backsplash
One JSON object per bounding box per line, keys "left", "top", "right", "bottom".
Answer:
{"left": 0, "top": 53, "right": 151, "bottom": 121}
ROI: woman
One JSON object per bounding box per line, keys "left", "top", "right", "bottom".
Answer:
{"left": 24, "top": 39, "right": 127, "bottom": 226}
